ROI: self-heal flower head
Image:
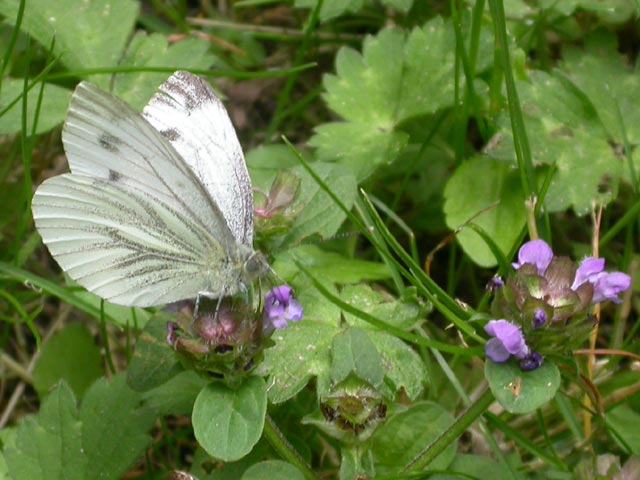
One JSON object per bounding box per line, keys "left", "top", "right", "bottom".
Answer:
{"left": 572, "top": 257, "right": 631, "bottom": 304}
{"left": 484, "top": 319, "right": 530, "bottom": 363}
{"left": 512, "top": 239, "right": 554, "bottom": 275}
{"left": 263, "top": 285, "right": 303, "bottom": 330}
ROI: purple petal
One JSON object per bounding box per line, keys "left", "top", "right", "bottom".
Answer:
{"left": 285, "top": 298, "right": 304, "bottom": 321}
{"left": 263, "top": 284, "right": 304, "bottom": 330}
{"left": 485, "top": 338, "right": 510, "bottom": 362}
{"left": 270, "top": 316, "right": 290, "bottom": 329}
{"left": 268, "top": 285, "right": 293, "bottom": 303}
{"left": 572, "top": 257, "right": 605, "bottom": 290}
{"left": 512, "top": 240, "right": 554, "bottom": 275}
{"left": 592, "top": 272, "right": 631, "bottom": 304}
{"left": 532, "top": 308, "right": 547, "bottom": 328}
{"left": 484, "top": 319, "right": 530, "bottom": 358}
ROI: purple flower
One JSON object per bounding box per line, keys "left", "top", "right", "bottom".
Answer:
{"left": 572, "top": 257, "right": 631, "bottom": 304}
{"left": 263, "top": 285, "right": 303, "bottom": 330}
{"left": 512, "top": 239, "right": 554, "bottom": 275}
{"left": 486, "top": 276, "right": 504, "bottom": 292}
{"left": 484, "top": 319, "right": 530, "bottom": 363}
{"left": 519, "top": 352, "right": 543, "bottom": 371}
{"left": 532, "top": 308, "right": 547, "bottom": 328}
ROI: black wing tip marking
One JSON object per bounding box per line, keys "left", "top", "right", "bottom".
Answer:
{"left": 160, "top": 128, "right": 181, "bottom": 141}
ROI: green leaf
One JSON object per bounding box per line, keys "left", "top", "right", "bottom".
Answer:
{"left": 127, "top": 314, "right": 183, "bottom": 392}
{"left": 367, "top": 330, "right": 427, "bottom": 401}
{"left": 79, "top": 375, "right": 156, "bottom": 479}
{"left": 429, "top": 453, "right": 514, "bottom": 480}
{"left": 192, "top": 377, "right": 267, "bottom": 462}
{"left": 312, "top": 19, "right": 462, "bottom": 180}
{"left": 283, "top": 163, "right": 357, "bottom": 245}
{"left": 561, "top": 31, "right": 640, "bottom": 145}
{"left": 485, "top": 360, "right": 561, "bottom": 414}
{"left": 247, "top": 144, "right": 301, "bottom": 191}
{"left": 281, "top": 246, "right": 391, "bottom": 284}
{"left": 294, "top": 0, "right": 412, "bottom": 21}
{"left": 606, "top": 404, "right": 640, "bottom": 454}
{"left": 489, "top": 70, "right": 620, "bottom": 215}
{"left": 4, "top": 382, "right": 85, "bottom": 480}
{"left": 0, "top": 79, "right": 71, "bottom": 135}
{"left": 141, "top": 371, "right": 207, "bottom": 416}
{"left": 261, "top": 320, "right": 338, "bottom": 403}
{"left": 294, "top": 0, "right": 365, "bottom": 21}
{"left": 371, "top": 401, "right": 456, "bottom": 473}
{"left": 0, "top": 0, "right": 139, "bottom": 84}
{"left": 4, "top": 375, "right": 154, "bottom": 480}
{"left": 341, "top": 284, "right": 423, "bottom": 330}
{"left": 330, "top": 328, "right": 384, "bottom": 387}
{"left": 443, "top": 155, "right": 527, "bottom": 267}
{"left": 241, "top": 460, "right": 305, "bottom": 480}
{"left": 32, "top": 323, "right": 103, "bottom": 399}
{"left": 112, "top": 34, "right": 218, "bottom": 109}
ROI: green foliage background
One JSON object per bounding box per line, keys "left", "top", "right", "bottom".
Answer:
{"left": 1, "top": 0, "right": 639, "bottom": 479}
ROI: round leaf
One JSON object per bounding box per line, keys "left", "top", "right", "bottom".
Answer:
{"left": 485, "top": 360, "right": 560, "bottom": 414}
{"left": 192, "top": 376, "right": 267, "bottom": 462}
{"left": 241, "top": 460, "right": 305, "bottom": 480}
{"left": 372, "top": 401, "right": 456, "bottom": 473}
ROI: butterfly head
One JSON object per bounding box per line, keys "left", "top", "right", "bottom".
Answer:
{"left": 243, "top": 251, "right": 269, "bottom": 282}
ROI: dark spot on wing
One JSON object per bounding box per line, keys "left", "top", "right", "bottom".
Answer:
{"left": 162, "top": 72, "right": 212, "bottom": 112}
{"left": 108, "top": 169, "right": 121, "bottom": 181}
{"left": 160, "top": 128, "right": 181, "bottom": 141}
{"left": 99, "top": 133, "right": 121, "bottom": 153}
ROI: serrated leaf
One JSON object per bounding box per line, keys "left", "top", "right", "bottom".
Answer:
{"left": 371, "top": 401, "right": 456, "bottom": 473}
{"left": 192, "top": 377, "right": 267, "bottom": 462}
{"left": 489, "top": 70, "right": 621, "bottom": 215}
{"left": 5, "top": 382, "right": 86, "bottom": 480}
{"left": 561, "top": 31, "right": 640, "bottom": 145}
{"left": 443, "top": 155, "right": 527, "bottom": 267}
{"left": 283, "top": 163, "right": 357, "bottom": 245}
{"left": 241, "top": 460, "right": 305, "bottom": 480}
{"left": 127, "top": 315, "right": 183, "bottom": 392}
{"left": 485, "top": 360, "right": 560, "bottom": 414}
{"left": 0, "top": 79, "right": 71, "bottom": 135}
{"left": 280, "top": 246, "right": 391, "bottom": 284}
{"left": 330, "top": 328, "right": 384, "bottom": 387}
{"left": 0, "top": 0, "right": 138, "bottom": 85}
{"left": 312, "top": 19, "right": 463, "bottom": 180}
{"left": 32, "top": 323, "right": 102, "bottom": 399}
{"left": 80, "top": 375, "right": 156, "bottom": 479}
{"left": 112, "top": 34, "right": 218, "bottom": 109}
{"left": 341, "top": 284, "right": 423, "bottom": 330}
{"left": 261, "top": 320, "right": 339, "bottom": 403}
{"left": 367, "top": 330, "right": 426, "bottom": 401}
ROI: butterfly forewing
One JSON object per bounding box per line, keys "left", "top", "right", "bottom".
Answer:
{"left": 143, "top": 71, "right": 254, "bottom": 246}
{"left": 32, "top": 75, "right": 255, "bottom": 307}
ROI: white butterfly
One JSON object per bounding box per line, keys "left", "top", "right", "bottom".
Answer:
{"left": 32, "top": 71, "right": 268, "bottom": 307}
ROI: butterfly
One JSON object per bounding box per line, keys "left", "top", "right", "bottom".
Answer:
{"left": 32, "top": 71, "right": 269, "bottom": 307}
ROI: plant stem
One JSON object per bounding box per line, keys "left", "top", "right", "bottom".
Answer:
{"left": 402, "top": 388, "right": 494, "bottom": 472}
{"left": 263, "top": 414, "right": 319, "bottom": 480}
